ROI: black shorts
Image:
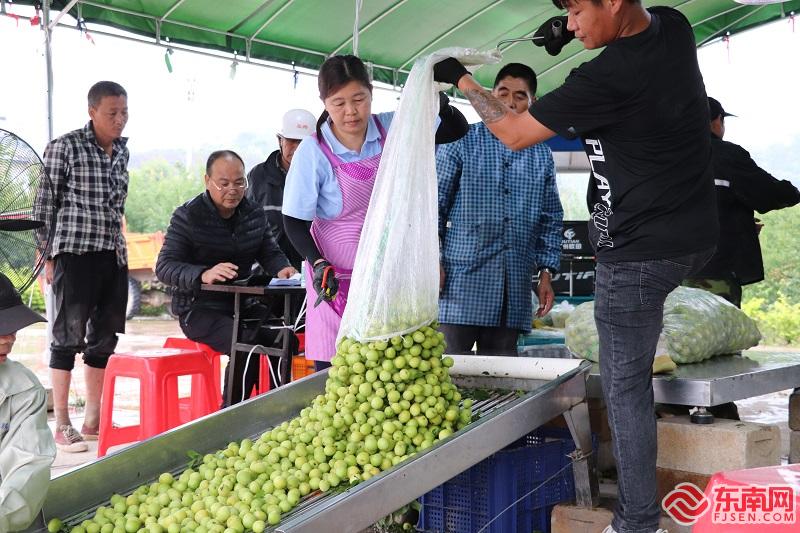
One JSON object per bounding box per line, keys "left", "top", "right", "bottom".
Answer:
{"left": 50, "top": 251, "right": 128, "bottom": 370}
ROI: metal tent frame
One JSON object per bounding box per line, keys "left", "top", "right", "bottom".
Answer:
{"left": 3, "top": 0, "right": 797, "bottom": 141}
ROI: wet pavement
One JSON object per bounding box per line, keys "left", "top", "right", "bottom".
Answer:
{"left": 11, "top": 317, "right": 196, "bottom": 475}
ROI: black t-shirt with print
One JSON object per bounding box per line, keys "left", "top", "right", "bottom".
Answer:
{"left": 529, "top": 7, "right": 718, "bottom": 262}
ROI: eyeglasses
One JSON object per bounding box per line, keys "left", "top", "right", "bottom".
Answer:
{"left": 210, "top": 177, "right": 248, "bottom": 191}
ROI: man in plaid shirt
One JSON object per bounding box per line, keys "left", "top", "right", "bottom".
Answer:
{"left": 35, "top": 81, "right": 130, "bottom": 452}
{"left": 437, "top": 63, "right": 563, "bottom": 355}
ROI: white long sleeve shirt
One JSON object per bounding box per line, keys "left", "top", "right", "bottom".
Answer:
{"left": 0, "top": 360, "right": 56, "bottom": 532}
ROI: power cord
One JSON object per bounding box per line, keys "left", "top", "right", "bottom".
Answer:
{"left": 239, "top": 295, "right": 309, "bottom": 402}
{"left": 239, "top": 344, "right": 280, "bottom": 404}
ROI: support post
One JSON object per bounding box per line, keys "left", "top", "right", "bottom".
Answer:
{"left": 564, "top": 401, "right": 600, "bottom": 508}
{"left": 43, "top": 0, "right": 54, "bottom": 142}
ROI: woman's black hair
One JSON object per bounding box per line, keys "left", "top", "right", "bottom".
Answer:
{"left": 315, "top": 55, "right": 373, "bottom": 138}
{"left": 205, "top": 149, "right": 245, "bottom": 176}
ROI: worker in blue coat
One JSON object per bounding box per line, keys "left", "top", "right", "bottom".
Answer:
{"left": 437, "top": 63, "right": 563, "bottom": 356}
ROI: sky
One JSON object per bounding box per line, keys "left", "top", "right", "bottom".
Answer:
{"left": 0, "top": 4, "right": 799, "bottom": 178}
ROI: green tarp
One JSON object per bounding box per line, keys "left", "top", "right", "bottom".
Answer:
{"left": 19, "top": 0, "right": 800, "bottom": 94}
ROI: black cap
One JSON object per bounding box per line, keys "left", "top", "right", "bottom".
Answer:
{"left": 708, "top": 97, "right": 735, "bottom": 121}
{"left": 0, "top": 273, "right": 45, "bottom": 336}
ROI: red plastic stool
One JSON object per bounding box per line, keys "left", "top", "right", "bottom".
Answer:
{"left": 257, "top": 355, "right": 275, "bottom": 395}
{"left": 163, "top": 337, "right": 223, "bottom": 405}
{"left": 97, "top": 348, "right": 218, "bottom": 457}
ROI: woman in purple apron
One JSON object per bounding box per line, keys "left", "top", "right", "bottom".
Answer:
{"left": 282, "top": 55, "right": 468, "bottom": 371}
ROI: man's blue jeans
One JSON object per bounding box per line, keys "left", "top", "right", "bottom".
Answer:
{"left": 595, "top": 250, "right": 712, "bottom": 533}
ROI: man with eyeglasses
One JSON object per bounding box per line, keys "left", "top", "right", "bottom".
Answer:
{"left": 156, "top": 150, "right": 296, "bottom": 406}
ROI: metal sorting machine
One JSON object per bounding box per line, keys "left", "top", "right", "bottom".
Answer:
{"left": 23, "top": 358, "right": 598, "bottom": 533}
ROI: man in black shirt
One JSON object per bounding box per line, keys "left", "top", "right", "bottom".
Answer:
{"left": 686, "top": 97, "right": 800, "bottom": 307}
{"left": 247, "top": 109, "right": 316, "bottom": 270}
{"left": 434, "top": 1, "right": 716, "bottom": 532}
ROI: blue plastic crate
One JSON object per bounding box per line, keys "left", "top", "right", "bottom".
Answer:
{"left": 418, "top": 427, "right": 595, "bottom": 533}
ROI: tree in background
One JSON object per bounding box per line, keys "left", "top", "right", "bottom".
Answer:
{"left": 741, "top": 206, "right": 800, "bottom": 345}
{"left": 743, "top": 207, "right": 800, "bottom": 304}
{"left": 125, "top": 159, "right": 204, "bottom": 233}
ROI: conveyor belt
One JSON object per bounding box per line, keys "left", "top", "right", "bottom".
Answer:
{"left": 24, "top": 360, "right": 593, "bottom": 533}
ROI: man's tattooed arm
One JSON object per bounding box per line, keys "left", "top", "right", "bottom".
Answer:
{"left": 464, "top": 88, "right": 508, "bottom": 124}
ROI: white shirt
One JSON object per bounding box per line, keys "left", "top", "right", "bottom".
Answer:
{"left": 0, "top": 360, "right": 56, "bottom": 532}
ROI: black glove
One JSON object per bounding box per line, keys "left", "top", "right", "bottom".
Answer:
{"left": 312, "top": 260, "right": 338, "bottom": 306}
{"left": 533, "top": 16, "right": 575, "bottom": 56}
{"left": 433, "top": 57, "right": 469, "bottom": 86}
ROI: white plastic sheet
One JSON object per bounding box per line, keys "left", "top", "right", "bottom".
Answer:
{"left": 338, "top": 47, "right": 500, "bottom": 342}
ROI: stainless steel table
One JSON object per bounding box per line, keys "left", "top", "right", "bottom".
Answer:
{"left": 588, "top": 352, "right": 800, "bottom": 407}
{"left": 522, "top": 344, "right": 800, "bottom": 417}
{"left": 200, "top": 283, "right": 306, "bottom": 405}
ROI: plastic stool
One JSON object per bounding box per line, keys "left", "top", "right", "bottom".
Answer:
{"left": 163, "top": 337, "right": 223, "bottom": 404}
{"left": 97, "top": 348, "right": 218, "bottom": 457}
{"left": 257, "top": 355, "right": 275, "bottom": 396}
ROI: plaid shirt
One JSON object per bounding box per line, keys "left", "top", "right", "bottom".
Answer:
{"left": 35, "top": 122, "right": 129, "bottom": 266}
{"left": 437, "top": 122, "right": 563, "bottom": 330}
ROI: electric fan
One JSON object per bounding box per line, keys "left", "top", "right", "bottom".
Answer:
{"left": 0, "top": 128, "right": 55, "bottom": 294}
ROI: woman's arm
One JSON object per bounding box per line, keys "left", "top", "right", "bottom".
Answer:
{"left": 283, "top": 215, "right": 323, "bottom": 264}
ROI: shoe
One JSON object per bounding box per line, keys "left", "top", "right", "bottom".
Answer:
{"left": 80, "top": 423, "right": 99, "bottom": 441}
{"left": 55, "top": 424, "right": 89, "bottom": 453}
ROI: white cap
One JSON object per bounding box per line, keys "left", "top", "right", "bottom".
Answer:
{"left": 279, "top": 109, "right": 316, "bottom": 140}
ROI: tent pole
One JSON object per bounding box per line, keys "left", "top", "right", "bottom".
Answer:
{"left": 41, "top": 0, "right": 57, "bottom": 376}
{"left": 43, "top": 0, "right": 54, "bottom": 142}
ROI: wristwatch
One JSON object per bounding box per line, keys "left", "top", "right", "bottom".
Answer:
{"left": 538, "top": 267, "right": 556, "bottom": 279}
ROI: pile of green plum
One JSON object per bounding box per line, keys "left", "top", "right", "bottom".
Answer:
{"left": 51, "top": 322, "right": 472, "bottom": 533}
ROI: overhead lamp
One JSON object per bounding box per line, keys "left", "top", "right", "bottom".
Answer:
{"left": 230, "top": 52, "right": 239, "bottom": 80}
{"left": 164, "top": 47, "right": 174, "bottom": 73}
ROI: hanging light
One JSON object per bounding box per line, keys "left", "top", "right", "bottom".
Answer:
{"left": 230, "top": 52, "right": 239, "bottom": 80}
{"left": 164, "top": 47, "right": 174, "bottom": 73}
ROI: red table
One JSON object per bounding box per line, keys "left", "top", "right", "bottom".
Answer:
{"left": 692, "top": 464, "right": 800, "bottom": 532}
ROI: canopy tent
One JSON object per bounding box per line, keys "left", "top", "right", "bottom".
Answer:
{"left": 7, "top": 0, "right": 799, "bottom": 141}
{"left": 14, "top": 0, "right": 800, "bottom": 95}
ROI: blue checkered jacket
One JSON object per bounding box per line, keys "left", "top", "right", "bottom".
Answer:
{"left": 438, "top": 122, "right": 563, "bottom": 330}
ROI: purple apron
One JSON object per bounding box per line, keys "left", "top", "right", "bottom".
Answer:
{"left": 304, "top": 115, "right": 387, "bottom": 361}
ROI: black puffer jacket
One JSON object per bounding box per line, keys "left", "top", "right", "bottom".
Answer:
{"left": 156, "top": 192, "right": 290, "bottom": 316}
